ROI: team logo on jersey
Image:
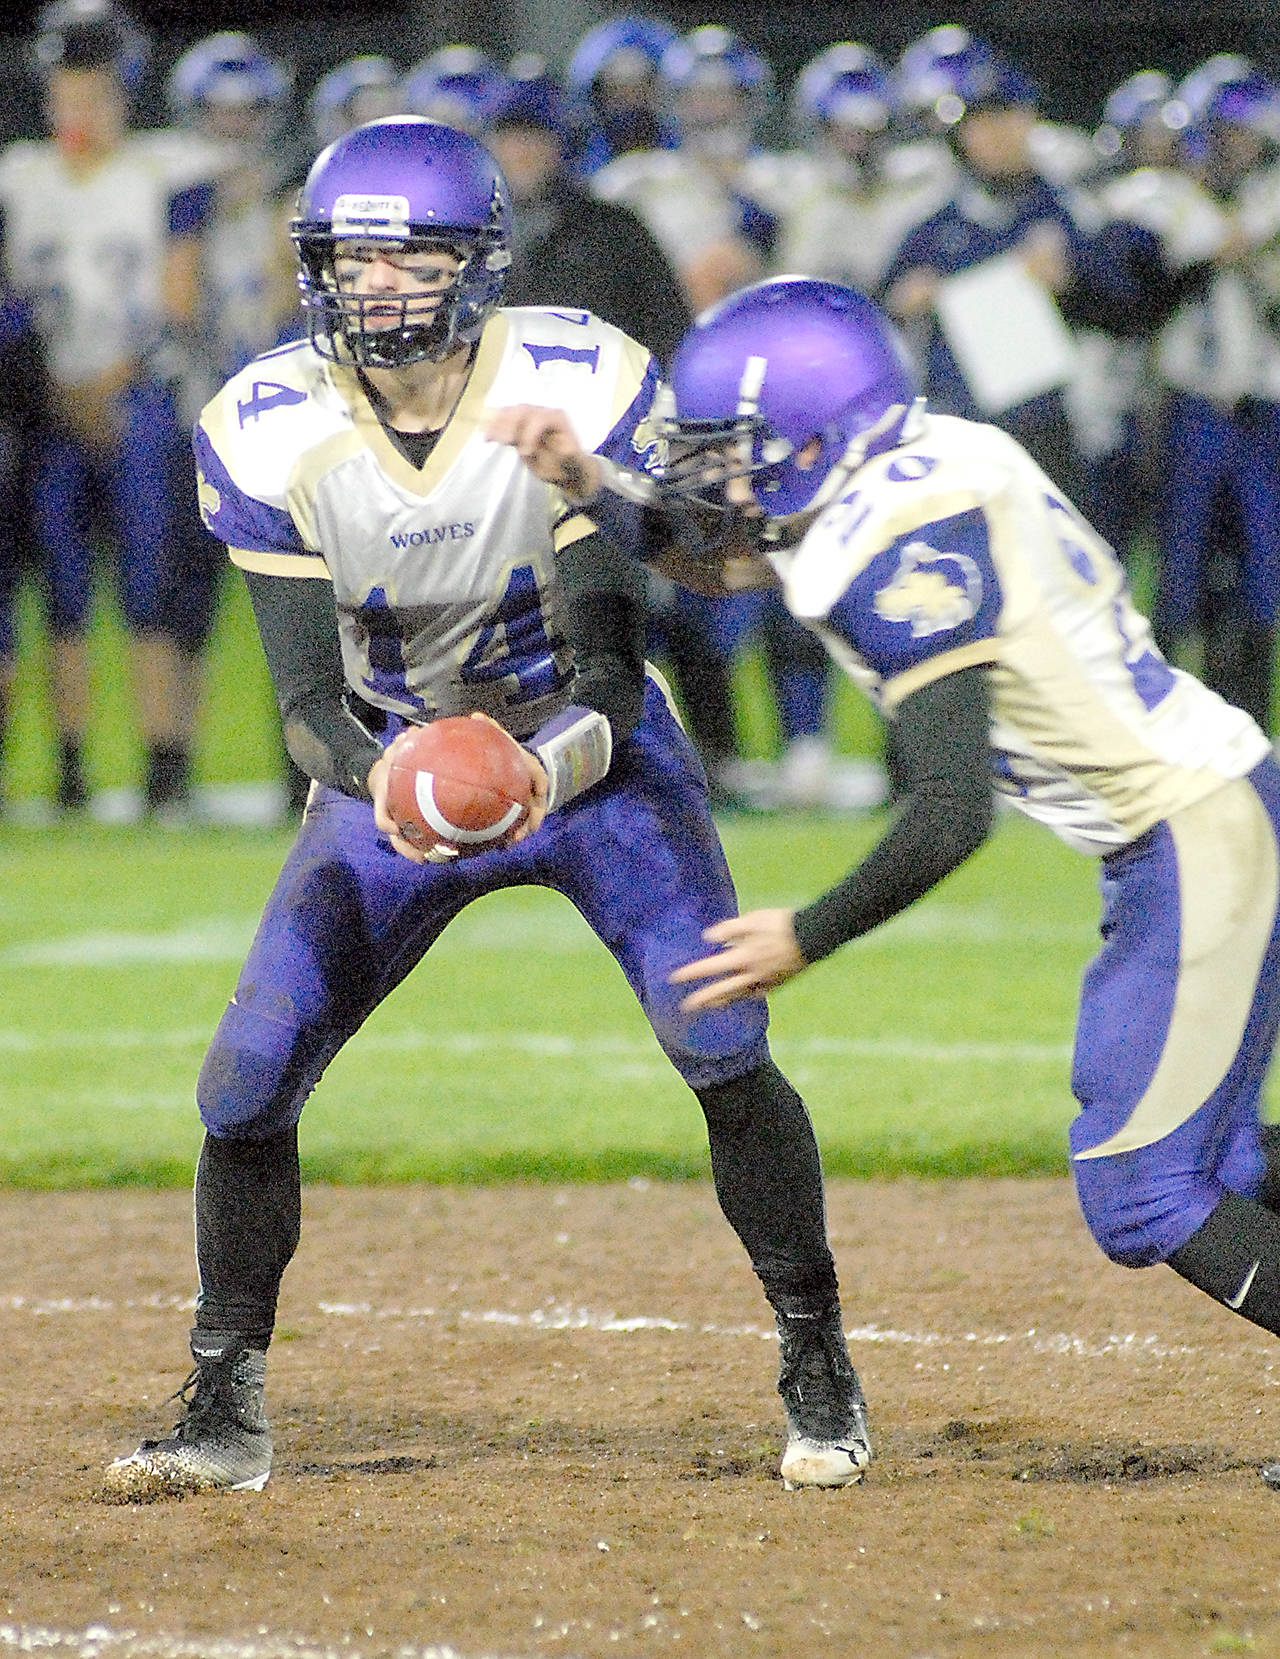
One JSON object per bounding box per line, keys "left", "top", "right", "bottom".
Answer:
{"left": 196, "top": 468, "right": 222, "bottom": 527}
{"left": 873, "top": 541, "right": 982, "bottom": 638}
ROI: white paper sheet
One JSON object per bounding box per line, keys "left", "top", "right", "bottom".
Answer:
{"left": 934, "top": 251, "right": 1078, "bottom": 415}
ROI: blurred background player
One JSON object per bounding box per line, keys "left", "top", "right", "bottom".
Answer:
{"left": 307, "top": 55, "right": 403, "bottom": 151}
{"left": 400, "top": 43, "right": 508, "bottom": 136}
{"left": 1064, "top": 70, "right": 1182, "bottom": 568}
{"left": 482, "top": 55, "right": 752, "bottom": 801}
{"left": 483, "top": 55, "right": 688, "bottom": 367}
{"left": 564, "top": 12, "right": 678, "bottom": 178}
{"left": 881, "top": 26, "right": 1093, "bottom": 502}
{"left": 591, "top": 23, "right": 774, "bottom": 313}
{"left": 1148, "top": 55, "right": 1280, "bottom": 734}
{"left": 163, "top": 29, "right": 313, "bottom": 816}
{"left": 775, "top": 41, "right": 951, "bottom": 293}
{"left": 0, "top": 0, "right": 217, "bottom": 817}
{"left": 0, "top": 271, "right": 49, "bottom": 810}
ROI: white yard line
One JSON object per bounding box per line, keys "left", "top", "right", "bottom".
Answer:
{"left": 0, "top": 1027, "right": 1071, "bottom": 1064}
{"left": 0, "top": 907, "right": 1093, "bottom": 970}
{"left": 0, "top": 1626, "right": 525, "bottom": 1659}
{"left": 0, "top": 1290, "right": 1194, "bottom": 1359}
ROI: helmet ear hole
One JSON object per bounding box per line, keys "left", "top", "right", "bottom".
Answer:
{"left": 795, "top": 436, "right": 824, "bottom": 471}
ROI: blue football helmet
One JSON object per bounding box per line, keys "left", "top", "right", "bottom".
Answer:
{"left": 791, "top": 41, "right": 894, "bottom": 142}
{"left": 1093, "top": 70, "right": 1175, "bottom": 164}
{"left": 291, "top": 117, "right": 512, "bottom": 370}
{"left": 167, "top": 31, "right": 293, "bottom": 124}
{"left": 896, "top": 25, "right": 1037, "bottom": 129}
{"left": 566, "top": 13, "right": 678, "bottom": 96}
{"left": 485, "top": 55, "right": 573, "bottom": 141}
{"left": 401, "top": 45, "right": 508, "bottom": 136}
{"left": 307, "top": 56, "right": 403, "bottom": 149}
{"left": 1174, "top": 55, "right": 1280, "bottom": 163}
{"left": 656, "top": 278, "right": 922, "bottom": 528}
{"left": 33, "top": 0, "right": 149, "bottom": 92}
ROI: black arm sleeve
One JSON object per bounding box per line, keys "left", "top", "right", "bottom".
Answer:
{"left": 243, "top": 567, "right": 383, "bottom": 801}
{"left": 792, "top": 666, "right": 995, "bottom": 965}
{"left": 557, "top": 530, "right": 649, "bottom": 741}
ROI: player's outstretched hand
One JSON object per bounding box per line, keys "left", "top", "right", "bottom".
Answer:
{"left": 670, "top": 908, "right": 807, "bottom": 1010}
{"left": 486, "top": 405, "right": 601, "bottom": 502}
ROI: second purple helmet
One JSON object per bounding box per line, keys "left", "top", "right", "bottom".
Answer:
{"left": 658, "top": 277, "right": 921, "bottom": 522}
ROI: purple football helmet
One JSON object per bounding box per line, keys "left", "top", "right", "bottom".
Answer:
{"left": 657, "top": 278, "right": 921, "bottom": 527}
{"left": 291, "top": 117, "right": 512, "bottom": 370}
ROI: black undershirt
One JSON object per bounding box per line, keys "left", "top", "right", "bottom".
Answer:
{"left": 792, "top": 666, "right": 996, "bottom": 964}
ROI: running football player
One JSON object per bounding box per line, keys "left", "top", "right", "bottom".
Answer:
{"left": 542, "top": 275, "right": 1280, "bottom": 1484}
{"left": 101, "top": 123, "right": 869, "bottom": 1499}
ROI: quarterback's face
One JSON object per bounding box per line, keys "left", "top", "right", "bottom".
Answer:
{"left": 332, "top": 240, "right": 462, "bottom": 331}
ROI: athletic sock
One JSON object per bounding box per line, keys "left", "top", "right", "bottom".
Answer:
{"left": 193, "top": 1126, "right": 301, "bottom": 1347}
{"left": 145, "top": 742, "right": 191, "bottom": 811}
{"left": 56, "top": 736, "right": 86, "bottom": 810}
{"left": 1166, "top": 1190, "right": 1280, "bottom": 1337}
{"left": 694, "top": 1059, "right": 840, "bottom": 1315}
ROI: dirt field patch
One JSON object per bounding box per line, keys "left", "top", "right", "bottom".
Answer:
{"left": 4, "top": 1178, "right": 1280, "bottom": 1659}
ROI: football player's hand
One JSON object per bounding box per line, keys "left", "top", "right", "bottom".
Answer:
{"left": 485, "top": 405, "right": 602, "bottom": 503}
{"left": 884, "top": 267, "right": 940, "bottom": 321}
{"left": 1019, "top": 221, "right": 1068, "bottom": 292}
{"left": 465, "top": 711, "right": 549, "bottom": 842}
{"left": 367, "top": 748, "right": 450, "bottom": 865}
{"left": 669, "top": 908, "right": 807, "bottom": 1011}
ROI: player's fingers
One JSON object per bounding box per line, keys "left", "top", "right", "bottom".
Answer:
{"left": 669, "top": 945, "right": 751, "bottom": 984}
{"left": 678, "top": 970, "right": 765, "bottom": 1012}
{"left": 699, "top": 916, "right": 751, "bottom": 946}
{"left": 388, "top": 831, "right": 428, "bottom": 864}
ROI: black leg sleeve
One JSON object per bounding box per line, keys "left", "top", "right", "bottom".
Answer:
{"left": 193, "top": 1127, "right": 302, "bottom": 1346}
{"left": 694, "top": 1059, "right": 839, "bottom": 1317}
{"left": 1166, "top": 1191, "right": 1280, "bottom": 1338}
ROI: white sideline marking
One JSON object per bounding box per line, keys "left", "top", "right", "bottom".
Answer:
{"left": 0, "top": 1027, "right": 1071, "bottom": 1065}
{"left": 0, "top": 1290, "right": 1194, "bottom": 1359}
{"left": 0, "top": 1626, "right": 525, "bottom": 1659}
{"left": 0, "top": 905, "right": 1094, "bottom": 969}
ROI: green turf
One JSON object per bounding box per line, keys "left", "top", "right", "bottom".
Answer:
{"left": 0, "top": 804, "right": 1120, "bottom": 1189}
{"left": 1, "top": 552, "right": 1261, "bottom": 1190}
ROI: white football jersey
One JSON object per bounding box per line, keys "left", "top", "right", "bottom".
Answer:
{"left": 0, "top": 132, "right": 214, "bottom": 384}
{"left": 770, "top": 414, "right": 1270, "bottom": 854}
{"left": 194, "top": 307, "right": 658, "bottom": 738}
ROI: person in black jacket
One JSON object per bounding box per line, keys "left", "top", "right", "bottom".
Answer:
{"left": 483, "top": 61, "right": 691, "bottom": 369}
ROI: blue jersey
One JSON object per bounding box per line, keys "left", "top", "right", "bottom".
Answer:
{"left": 884, "top": 176, "right": 1088, "bottom": 421}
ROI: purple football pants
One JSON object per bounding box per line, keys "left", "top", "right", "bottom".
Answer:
{"left": 1070, "top": 757, "right": 1280, "bottom": 1266}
